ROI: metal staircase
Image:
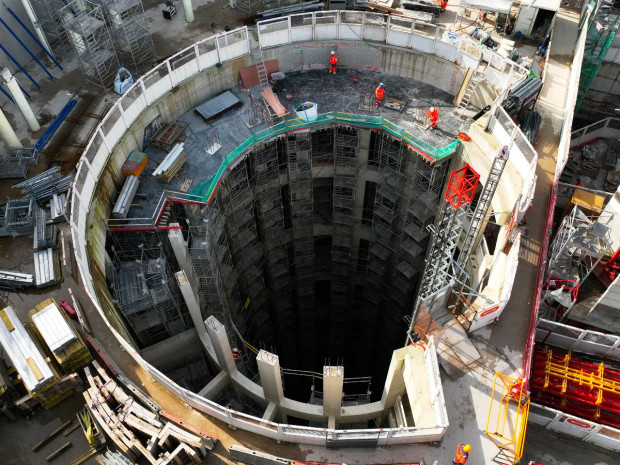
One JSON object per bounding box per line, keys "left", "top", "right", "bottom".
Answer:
{"left": 457, "top": 146, "right": 509, "bottom": 274}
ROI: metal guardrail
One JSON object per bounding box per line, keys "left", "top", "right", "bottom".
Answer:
{"left": 190, "top": 112, "right": 459, "bottom": 203}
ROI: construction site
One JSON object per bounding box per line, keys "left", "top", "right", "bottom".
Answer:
{"left": 1, "top": 0, "right": 620, "bottom": 464}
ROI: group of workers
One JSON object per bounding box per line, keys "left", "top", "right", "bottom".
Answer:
{"left": 328, "top": 50, "right": 440, "bottom": 130}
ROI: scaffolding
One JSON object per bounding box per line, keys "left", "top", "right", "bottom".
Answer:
{"left": 287, "top": 131, "right": 315, "bottom": 312}
{"left": 332, "top": 127, "right": 358, "bottom": 309}
{"left": 111, "top": 246, "right": 186, "bottom": 347}
{"left": 61, "top": 0, "right": 119, "bottom": 88}
{"left": 541, "top": 205, "right": 612, "bottom": 321}
{"left": 100, "top": 0, "right": 156, "bottom": 68}
{"left": 4, "top": 196, "right": 35, "bottom": 237}
{"left": 29, "top": 0, "right": 70, "bottom": 50}
{"left": 577, "top": 8, "right": 620, "bottom": 110}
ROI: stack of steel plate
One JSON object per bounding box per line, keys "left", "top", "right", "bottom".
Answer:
{"left": 34, "top": 248, "right": 60, "bottom": 288}
{"left": 48, "top": 193, "right": 67, "bottom": 223}
{"left": 0, "top": 269, "right": 34, "bottom": 289}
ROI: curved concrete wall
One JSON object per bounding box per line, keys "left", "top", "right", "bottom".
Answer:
{"left": 70, "top": 14, "right": 528, "bottom": 445}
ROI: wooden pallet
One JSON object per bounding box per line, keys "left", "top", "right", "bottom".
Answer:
{"left": 150, "top": 121, "right": 189, "bottom": 152}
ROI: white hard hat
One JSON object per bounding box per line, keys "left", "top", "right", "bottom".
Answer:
{"left": 331, "top": 51, "right": 335, "bottom": 55}
{"left": 380, "top": 82, "right": 384, "bottom": 87}
{"left": 430, "top": 107, "right": 435, "bottom": 112}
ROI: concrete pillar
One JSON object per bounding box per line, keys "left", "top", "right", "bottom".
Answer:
{"left": 19, "top": 0, "right": 56, "bottom": 63}
{"left": 175, "top": 271, "right": 204, "bottom": 337}
{"left": 381, "top": 349, "right": 406, "bottom": 412}
{"left": 182, "top": 0, "right": 195, "bottom": 23}
{"left": 256, "top": 350, "right": 284, "bottom": 403}
{"left": 168, "top": 225, "right": 196, "bottom": 285}
{"left": 198, "top": 371, "right": 229, "bottom": 399}
{"left": 1, "top": 68, "right": 40, "bottom": 132}
{"left": 323, "top": 365, "right": 344, "bottom": 428}
{"left": 0, "top": 107, "right": 20, "bottom": 148}
{"left": 205, "top": 316, "right": 237, "bottom": 374}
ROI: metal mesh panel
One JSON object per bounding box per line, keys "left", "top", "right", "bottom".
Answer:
{"left": 598, "top": 426, "right": 620, "bottom": 440}
{"left": 581, "top": 331, "right": 618, "bottom": 346}
{"left": 142, "top": 63, "right": 170, "bottom": 90}
{"left": 120, "top": 82, "right": 144, "bottom": 112}
{"left": 513, "top": 132, "right": 537, "bottom": 164}
{"left": 169, "top": 48, "right": 197, "bottom": 70}
{"left": 75, "top": 166, "right": 89, "bottom": 194}
{"left": 259, "top": 18, "right": 289, "bottom": 34}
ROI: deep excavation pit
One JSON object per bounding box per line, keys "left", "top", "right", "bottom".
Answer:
{"left": 200, "top": 124, "right": 453, "bottom": 403}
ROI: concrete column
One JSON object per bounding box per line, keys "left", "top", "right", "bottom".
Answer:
{"left": 0, "top": 107, "right": 20, "bottom": 148}
{"left": 175, "top": 271, "right": 204, "bottom": 337}
{"left": 182, "top": 0, "right": 195, "bottom": 23}
{"left": 381, "top": 349, "right": 406, "bottom": 412}
{"left": 205, "top": 316, "right": 237, "bottom": 374}
{"left": 1, "top": 68, "right": 40, "bottom": 132}
{"left": 198, "top": 371, "right": 229, "bottom": 399}
{"left": 19, "top": 0, "right": 56, "bottom": 63}
{"left": 168, "top": 225, "right": 195, "bottom": 285}
{"left": 257, "top": 350, "right": 284, "bottom": 403}
{"left": 323, "top": 366, "right": 344, "bottom": 428}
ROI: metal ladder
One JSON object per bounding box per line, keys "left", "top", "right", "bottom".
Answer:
{"left": 457, "top": 146, "right": 509, "bottom": 273}
{"left": 457, "top": 70, "right": 484, "bottom": 113}
{"left": 253, "top": 46, "right": 269, "bottom": 86}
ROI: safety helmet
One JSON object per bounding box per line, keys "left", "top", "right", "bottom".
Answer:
{"left": 331, "top": 51, "right": 335, "bottom": 55}
{"left": 380, "top": 82, "right": 384, "bottom": 87}
{"left": 430, "top": 107, "right": 435, "bottom": 112}
{"left": 463, "top": 444, "right": 472, "bottom": 453}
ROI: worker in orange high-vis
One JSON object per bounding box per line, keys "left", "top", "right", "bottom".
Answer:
{"left": 426, "top": 106, "right": 439, "bottom": 130}
{"left": 329, "top": 50, "right": 339, "bottom": 74}
{"left": 375, "top": 83, "right": 385, "bottom": 107}
{"left": 453, "top": 443, "right": 471, "bottom": 464}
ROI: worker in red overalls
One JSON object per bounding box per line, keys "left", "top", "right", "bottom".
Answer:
{"left": 375, "top": 83, "right": 385, "bottom": 107}
{"left": 453, "top": 443, "right": 471, "bottom": 464}
{"left": 441, "top": 0, "right": 448, "bottom": 11}
{"left": 426, "top": 106, "right": 439, "bottom": 130}
{"left": 329, "top": 50, "right": 339, "bottom": 74}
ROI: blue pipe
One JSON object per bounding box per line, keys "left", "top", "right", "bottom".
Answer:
{"left": 18, "top": 83, "right": 31, "bottom": 100}
{"left": 6, "top": 7, "right": 63, "bottom": 71}
{"left": 0, "top": 16, "right": 54, "bottom": 80}
{"left": 0, "top": 42, "right": 41, "bottom": 90}
{"left": 0, "top": 85, "right": 14, "bottom": 103}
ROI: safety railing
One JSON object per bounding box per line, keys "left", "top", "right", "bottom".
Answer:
{"left": 529, "top": 402, "right": 620, "bottom": 452}
{"left": 257, "top": 11, "right": 528, "bottom": 81}
{"left": 190, "top": 112, "right": 459, "bottom": 203}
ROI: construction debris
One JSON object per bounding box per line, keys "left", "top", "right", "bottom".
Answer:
{"left": 83, "top": 361, "right": 212, "bottom": 464}
{"left": 13, "top": 166, "right": 74, "bottom": 204}
{"left": 153, "top": 143, "right": 186, "bottom": 183}
{"left": 34, "top": 248, "right": 61, "bottom": 288}
{"left": 30, "top": 298, "right": 91, "bottom": 372}
{"left": 150, "top": 120, "right": 188, "bottom": 152}
{"left": 112, "top": 175, "right": 140, "bottom": 219}
{"left": 0, "top": 269, "right": 34, "bottom": 290}
{"left": 48, "top": 194, "right": 67, "bottom": 223}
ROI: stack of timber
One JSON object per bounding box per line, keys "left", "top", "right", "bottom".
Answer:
{"left": 34, "top": 248, "right": 61, "bottom": 288}
{"left": 30, "top": 299, "right": 91, "bottom": 372}
{"left": 150, "top": 121, "right": 189, "bottom": 152}
{"left": 0, "top": 306, "right": 59, "bottom": 397}
{"left": 48, "top": 193, "right": 67, "bottom": 223}
{"left": 0, "top": 269, "right": 34, "bottom": 289}
{"left": 0, "top": 359, "right": 16, "bottom": 403}
{"left": 14, "top": 373, "right": 81, "bottom": 410}
{"left": 112, "top": 176, "right": 140, "bottom": 219}
{"left": 153, "top": 143, "right": 186, "bottom": 183}
{"left": 84, "top": 361, "right": 213, "bottom": 464}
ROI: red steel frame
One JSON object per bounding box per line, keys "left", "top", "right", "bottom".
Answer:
{"left": 444, "top": 163, "right": 479, "bottom": 209}
{"left": 531, "top": 347, "right": 620, "bottom": 428}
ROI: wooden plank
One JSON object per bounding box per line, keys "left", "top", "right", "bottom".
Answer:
{"left": 159, "top": 410, "right": 217, "bottom": 450}
{"left": 62, "top": 421, "right": 80, "bottom": 436}
{"left": 71, "top": 447, "right": 98, "bottom": 465}
{"left": 46, "top": 441, "right": 72, "bottom": 462}
{"left": 32, "top": 420, "right": 73, "bottom": 451}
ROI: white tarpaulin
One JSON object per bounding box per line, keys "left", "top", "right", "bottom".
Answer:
{"left": 459, "top": 0, "right": 513, "bottom": 15}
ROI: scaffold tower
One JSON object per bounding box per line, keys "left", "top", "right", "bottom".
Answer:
{"left": 28, "top": 0, "right": 70, "bottom": 50}
{"left": 409, "top": 164, "right": 480, "bottom": 339}
{"left": 61, "top": 0, "right": 119, "bottom": 88}
{"left": 100, "top": 0, "right": 156, "bottom": 68}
